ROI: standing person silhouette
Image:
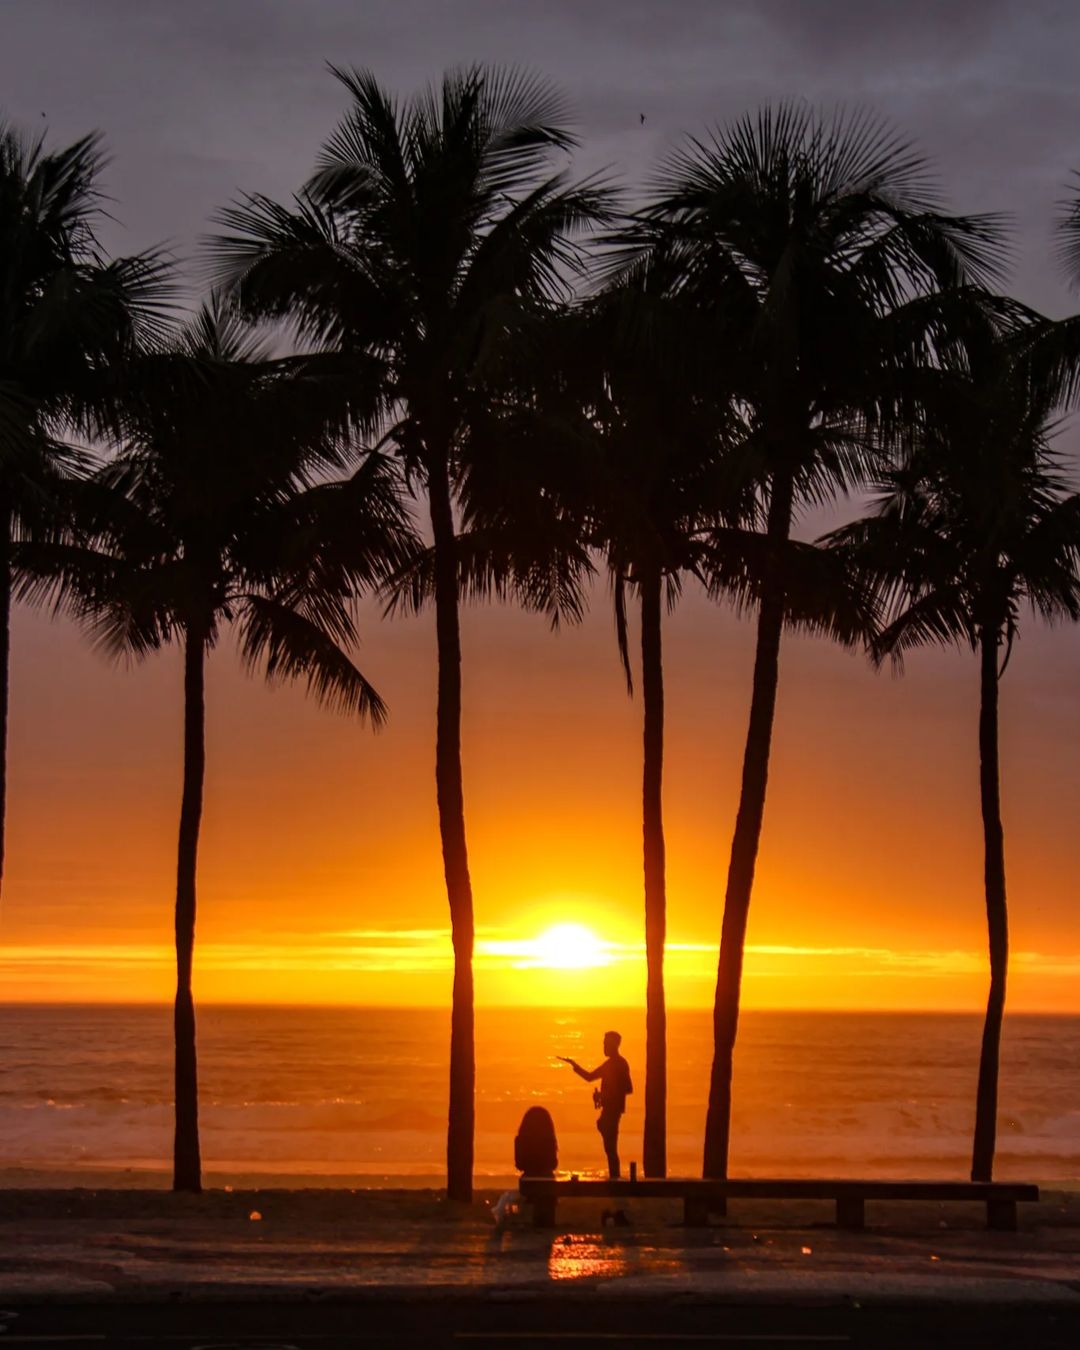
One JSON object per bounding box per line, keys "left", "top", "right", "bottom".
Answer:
{"left": 560, "top": 1031, "right": 633, "bottom": 1179}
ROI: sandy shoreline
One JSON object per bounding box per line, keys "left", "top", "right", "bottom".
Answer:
{"left": 2, "top": 1180, "right": 1078, "bottom": 1229}
{"left": 0, "top": 1166, "right": 525, "bottom": 1191}
{"left": 1, "top": 1165, "right": 1077, "bottom": 1192}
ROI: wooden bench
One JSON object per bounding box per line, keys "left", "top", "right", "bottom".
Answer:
{"left": 518, "top": 1176, "right": 1039, "bottom": 1232}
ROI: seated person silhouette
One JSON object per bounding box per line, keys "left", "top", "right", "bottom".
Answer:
{"left": 560, "top": 1030, "right": 633, "bottom": 1179}
{"left": 492, "top": 1105, "right": 558, "bottom": 1229}
{"left": 515, "top": 1105, "right": 558, "bottom": 1176}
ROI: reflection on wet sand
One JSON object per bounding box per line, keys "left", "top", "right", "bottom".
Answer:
{"left": 546, "top": 1233, "right": 683, "bottom": 1282}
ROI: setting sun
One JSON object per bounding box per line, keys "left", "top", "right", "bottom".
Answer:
{"left": 532, "top": 923, "right": 609, "bottom": 969}
{"left": 477, "top": 922, "right": 613, "bottom": 971}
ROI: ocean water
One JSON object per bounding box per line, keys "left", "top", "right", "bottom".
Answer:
{"left": 0, "top": 1005, "right": 1076, "bottom": 1183}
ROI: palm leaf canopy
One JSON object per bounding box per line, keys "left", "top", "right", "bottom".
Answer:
{"left": 826, "top": 318, "right": 1080, "bottom": 666}
{"left": 211, "top": 65, "right": 610, "bottom": 420}
{"left": 0, "top": 120, "right": 172, "bottom": 526}
{"left": 382, "top": 259, "right": 740, "bottom": 645}
{"left": 611, "top": 105, "right": 1009, "bottom": 503}
{"left": 571, "top": 268, "right": 748, "bottom": 567}
{"left": 19, "top": 302, "right": 416, "bottom": 723}
{"left": 540, "top": 264, "right": 750, "bottom": 684}
{"left": 1056, "top": 173, "right": 1080, "bottom": 290}
{"left": 1006, "top": 176, "right": 1080, "bottom": 412}
{"left": 210, "top": 64, "right": 611, "bottom": 622}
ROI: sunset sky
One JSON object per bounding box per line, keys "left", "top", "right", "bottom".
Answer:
{"left": 1, "top": 0, "right": 1078, "bottom": 1011}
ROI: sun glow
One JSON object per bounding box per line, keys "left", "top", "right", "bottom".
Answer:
{"left": 532, "top": 923, "right": 610, "bottom": 969}
{"left": 478, "top": 922, "right": 613, "bottom": 970}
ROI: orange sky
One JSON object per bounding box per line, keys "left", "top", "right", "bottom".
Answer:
{"left": 4, "top": 574, "right": 1079, "bottom": 1011}
{"left": 3, "top": 4, "right": 1080, "bottom": 1013}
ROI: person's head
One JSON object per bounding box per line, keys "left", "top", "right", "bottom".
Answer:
{"left": 603, "top": 1030, "right": 621, "bottom": 1057}
{"left": 514, "top": 1105, "right": 558, "bottom": 1176}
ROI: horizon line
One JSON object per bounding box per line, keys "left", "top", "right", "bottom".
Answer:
{"left": 1, "top": 1000, "right": 1077, "bottom": 1016}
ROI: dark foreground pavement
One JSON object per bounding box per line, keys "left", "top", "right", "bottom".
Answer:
{"left": 2, "top": 1297, "right": 1080, "bottom": 1349}
{"left": 3, "top": 1189, "right": 1078, "bottom": 1346}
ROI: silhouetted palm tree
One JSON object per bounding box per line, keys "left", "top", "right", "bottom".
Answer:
{"left": 635, "top": 106, "right": 1006, "bottom": 1178}
{"left": 25, "top": 302, "right": 413, "bottom": 1191}
{"left": 829, "top": 321, "right": 1080, "bottom": 1182}
{"left": 210, "top": 66, "right": 608, "bottom": 1201}
{"left": 0, "top": 121, "right": 167, "bottom": 905}
{"left": 558, "top": 277, "right": 742, "bottom": 1177}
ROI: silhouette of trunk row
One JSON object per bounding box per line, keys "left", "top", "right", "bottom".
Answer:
{"left": 4, "top": 80, "right": 1080, "bottom": 1203}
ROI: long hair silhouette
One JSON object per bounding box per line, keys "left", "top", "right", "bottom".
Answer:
{"left": 514, "top": 1106, "right": 558, "bottom": 1176}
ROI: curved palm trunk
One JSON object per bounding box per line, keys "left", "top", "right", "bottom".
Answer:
{"left": 428, "top": 453, "right": 475, "bottom": 1204}
{"left": 703, "top": 472, "right": 794, "bottom": 1180}
{"left": 971, "top": 626, "right": 1008, "bottom": 1182}
{"left": 0, "top": 521, "right": 10, "bottom": 904}
{"left": 640, "top": 565, "right": 667, "bottom": 1178}
{"left": 173, "top": 622, "right": 205, "bottom": 1193}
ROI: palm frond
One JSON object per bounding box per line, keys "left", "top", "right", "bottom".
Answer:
{"left": 1055, "top": 173, "right": 1080, "bottom": 292}
{"left": 872, "top": 586, "right": 974, "bottom": 667}
{"left": 237, "top": 592, "right": 386, "bottom": 723}
{"left": 705, "top": 526, "right": 880, "bottom": 645}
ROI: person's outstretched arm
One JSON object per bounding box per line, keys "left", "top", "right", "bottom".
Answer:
{"left": 562, "top": 1057, "right": 602, "bottom": 1082}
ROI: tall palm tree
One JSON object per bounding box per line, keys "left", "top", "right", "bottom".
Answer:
{"left": 634, "top": 106, "right": 1005, "bottom": 1178}
{"left": 0, "top": 120, "right": 167, "bottom": 904}
{"left": 828, "top": 321, "right": 1080, "bottom": 1182}
{"left": 557, "top": 278, "right": 742, "bottom": 1177}
{"left": 25, "top": 302, "right": 414, "bottom": 1191}
{"left": 210, "top": 65, "right": 608, "bottom": 1201}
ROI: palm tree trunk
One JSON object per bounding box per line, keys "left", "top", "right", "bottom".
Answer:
{"left": 0, "top": 521, "right": 11, "bottom": 904}
{"left": 427, "top": 451, "right": 475, "bottom": 1204}
{"left": 971, "top": 625, "right": 1008, "bottom": 1183}
{"left": 173, "top": 621, "right": 205, "bottom": 1193}
{"left": 640, "top": 565, "right": 667, "bottom": 1177}
{"left": 703, "top": 471, "right": 794, "bottom": 1180}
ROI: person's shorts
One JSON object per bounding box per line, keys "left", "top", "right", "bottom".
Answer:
{"left": 597, "top": 1110, "right": 621, "bottom": 1139}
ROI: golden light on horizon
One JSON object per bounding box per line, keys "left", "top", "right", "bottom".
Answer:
{"left": 4, "top": 931, "right": 1080, "bottom": 1008}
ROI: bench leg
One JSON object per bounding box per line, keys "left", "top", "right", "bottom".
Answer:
{"left": 987, "top": 1199, "right": 1017, "bottom": 1232}
{"left": 532, "top": 1196, "right": 557, "bottom": 1229}
{"left": 836, "top": 1196, "right": 865, "bottom": 1231}
{"left": 684, "top": 1197, "right": 710, "bottom": 1227}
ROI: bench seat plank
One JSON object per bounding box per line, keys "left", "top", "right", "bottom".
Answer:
{"left": 518, "top": 1177, "right": 1038, "bottom": 1232}
{"left": 520, "top": 1178, "right": 1038, "bottom": 1200}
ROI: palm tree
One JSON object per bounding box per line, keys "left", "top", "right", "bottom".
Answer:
{"left": 633, "top": 106, "right": 1006, "bottom": 1179}
{"left": 828, "top": 321, "right": 1080, "bottom": 1182}
{"left": 25, "top": 302, "right": 414, "bottom": 1191}
{"left": 556, "top": 278, "right": 742, "bottom": 1177}
{"left": 209, "top": 65, "right": 608, "bottom": 1201}
{"left": 0, "top": 120, "right": 167, "bottom": 905}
